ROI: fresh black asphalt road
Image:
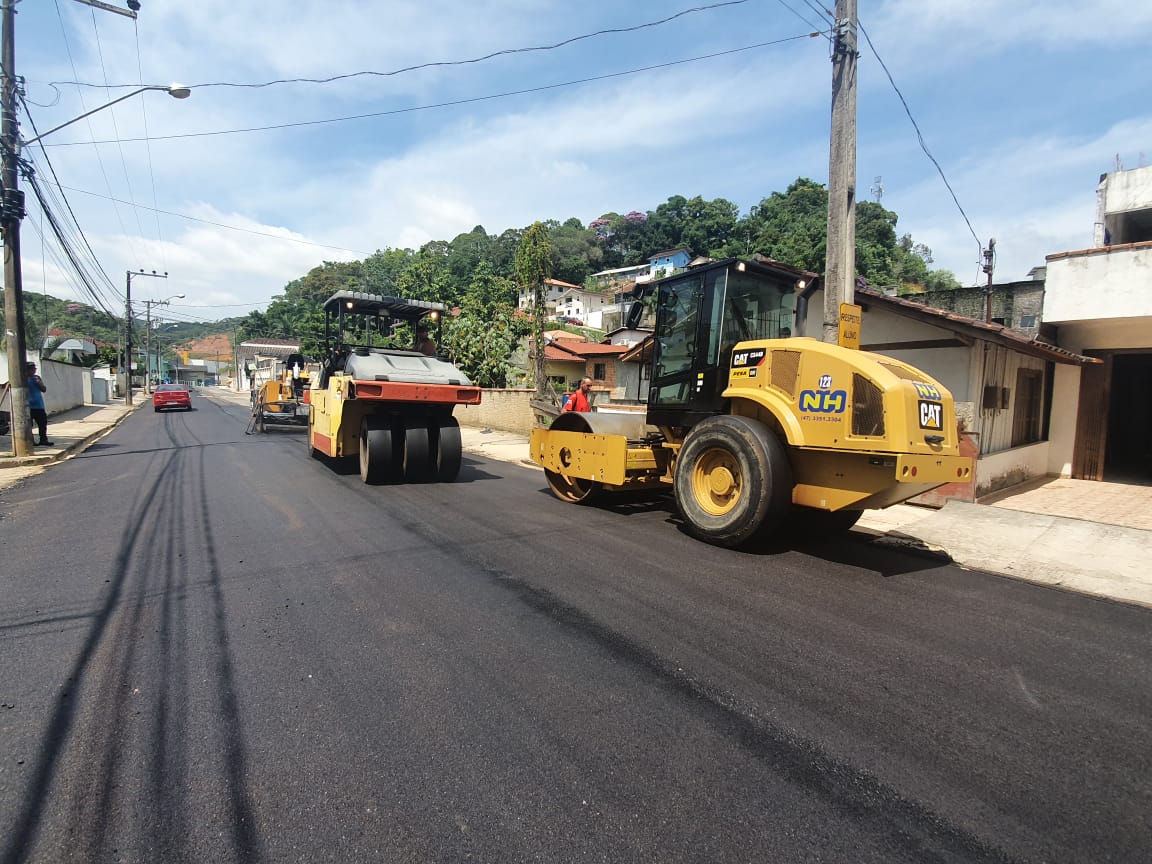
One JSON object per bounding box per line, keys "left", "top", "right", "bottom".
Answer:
{"left": 1, "top": 389, "right": 1149, "bottom": 863}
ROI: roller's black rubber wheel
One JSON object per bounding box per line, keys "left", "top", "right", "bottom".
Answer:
{"left": 432, "top": 417, "right": 463, "bottom": 482}
{"left": 544, "top": 469, "right": 601, "bottom": 504}
{"left": 403, "top": 417, "right": 432, "bottom": 482}
{"left": 360, "top": 416, "right": 397, "bottom": 484}
{"left": 674, "top": 415, "right": 793, "bottom": 548}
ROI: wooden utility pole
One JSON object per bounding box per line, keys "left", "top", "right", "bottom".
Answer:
{"left": 823, "top": 0, "right": 858, "bottom": 344}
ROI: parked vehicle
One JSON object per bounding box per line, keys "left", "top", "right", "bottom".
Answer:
{"left": 529, "top": 257, "right": 972, "bottom": 548}
{"left": 153, "top": 383, "right": 191, "bottom": 412}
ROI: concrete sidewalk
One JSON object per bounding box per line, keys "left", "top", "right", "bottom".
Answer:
{"left": 4, "top": 387, "right": 1150, "bottom": 610}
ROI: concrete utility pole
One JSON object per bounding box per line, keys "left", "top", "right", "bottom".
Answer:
{"left": 982, "top": 238, "right": 996, "bottom": 323}
{"left": 823, "top": 0, "right": 858, "bottom": 344}
{"left": 2, "top": 0, "right": 33, "bottom": 455}
{"left": 143, "top": 293, "right": 182, "bottom": 394}
{"left": 125, "top": 270, "right": 167, "bottom": 404}
{"left": 2, "top": 0, "right": 144, "bottom": 453}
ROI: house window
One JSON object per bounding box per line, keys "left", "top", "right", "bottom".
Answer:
{"left": 593, "top": 363, "right": 606, "bottom": 381}
{"left": 1011, "top": 368, "right": 1044, "bottom": 446}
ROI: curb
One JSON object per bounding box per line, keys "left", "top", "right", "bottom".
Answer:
{"left": 0, "top": 403, "right": 140, "bottom": 470}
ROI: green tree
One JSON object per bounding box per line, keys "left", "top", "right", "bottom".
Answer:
{"left": 396, "top": 251, "right": 453, "bottom": 306}
{"left": 442, "top": 263, "right": 528, "bottom": 387}
{"left": 362, "top": 248, "right": 415, "bottom": 295}
{"left": 547, "top": 218, "right": 602, "bottom": 286}
{"left": 515, "top": 221, "right": 554, "bottom": 395}
{"left": 741, "top": 178, "right": 829, "bottom": 272}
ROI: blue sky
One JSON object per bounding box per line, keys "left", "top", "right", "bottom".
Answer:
{"left": 16, "top": 0, "right": 1152, "bottom": 326}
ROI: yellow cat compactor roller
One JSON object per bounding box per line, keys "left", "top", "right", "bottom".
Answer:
{"left": 530, "top": 258, "right": 972, "bottom": 547}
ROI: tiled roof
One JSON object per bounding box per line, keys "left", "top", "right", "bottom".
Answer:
{"left": 562, "top": 343, "right": 630, "bottom": 357}
{"left": 1045, "top": 238, "right": 1152, "bottom": 261}
{"left": 649, "top": 247, "right": 692, "bottom": 260}
{"left": 857, "top": 287, "right": 1100, "bottom": 366}
{"left": 543, "top": 345, "right": 587, "bottom": 362}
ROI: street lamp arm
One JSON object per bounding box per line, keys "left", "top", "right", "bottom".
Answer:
{"left": 22, "top": 84, "right": 191, "bottom": 147}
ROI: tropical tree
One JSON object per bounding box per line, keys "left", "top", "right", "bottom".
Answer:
{"left": 362, "top": 247, "right": 415, "bottom": 295}
{"left": 514, "top": 221, "right": 554, "bottom": 396}
{"left": 443, "top": 262, "right": 528, "bottom": 387}
{"left": 547, "top": 218, "right": 602, "bottom": 286}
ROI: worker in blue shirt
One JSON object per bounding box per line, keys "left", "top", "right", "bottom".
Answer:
{"left": 26, "top": 362, "right": 52, "bottom": 446}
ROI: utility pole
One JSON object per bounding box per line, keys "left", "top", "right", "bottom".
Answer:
{"left": 2, "top": 0, "right": 33, "bottom": 455}
{"left": 823, "top": 0, "right": 858, "bottom": 344}
{"left": 982, "top": 238, "right": 996, "bottom": 323}
{"left": 125, "top": 270, "right": 167, "bottom": 404}
{"left": 2, "top": 0, "right": 140, "bottom": 453}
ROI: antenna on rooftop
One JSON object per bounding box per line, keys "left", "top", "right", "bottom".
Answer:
{"left": 870, "top": 175, "right": 883, "bottom": 203}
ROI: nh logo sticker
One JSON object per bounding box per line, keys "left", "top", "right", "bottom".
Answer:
{"left": 800, "top": 389, "right": 847, "bottom": 413}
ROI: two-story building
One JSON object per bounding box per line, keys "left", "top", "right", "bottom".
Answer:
{"left": 516, "top": 278, "right": 583, "bottom": 316}
{"left": 647, "top": 248, "right": 693, "bottom": 280}
{"left": 1043, "top": 165, "right": 1152, "bottom": 482}
{"left": 552, "top": 286, "right": 615, "bottom": 329}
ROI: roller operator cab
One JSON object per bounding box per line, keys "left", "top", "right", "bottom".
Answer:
{"left": 529, "top": 258, "right": 973, "bottom": 548}
{"left": 306, "top": 290, "right": 481, "bottom": 484}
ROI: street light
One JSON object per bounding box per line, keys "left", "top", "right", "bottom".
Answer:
{"left": 0, "top": 13, "right": 192, "bottom": 454}
{"left": 143, "top": 293, "right": 184, "bottom": 394}
{"left": 21, "top": 84, "right": 191, "bottom": 147}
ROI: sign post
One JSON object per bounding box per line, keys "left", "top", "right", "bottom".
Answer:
{"left": 838, "top": 302, "right": 862, "bottom": 350}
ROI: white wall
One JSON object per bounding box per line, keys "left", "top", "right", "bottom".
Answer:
{"left": 1102, "top": 165, "right": 1152, "bottom": 215}
{"left": 0, "top": 357, "right": 86, "bottom": 413}
{"left": 977, "top": 442, "right": 1051, "bottom": 497}
{"left": 1047, "top": 363, "right": 1080, "bottom": 477}
{"left": 1044, "top": 246, "right": 1152, "bottom": 323}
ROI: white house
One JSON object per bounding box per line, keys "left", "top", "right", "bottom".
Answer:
{"left": 552, "top": 286, "right": 615, "bottom": 329}
{"left": 1043, "top": 164, "right": 1152, "bottom": 482}
{"left": 516, "top": 278, "right": 582, "bottom": 314}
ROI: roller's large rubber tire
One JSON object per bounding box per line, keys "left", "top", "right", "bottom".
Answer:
{"left": 432, "top": 417, "right": 463, "bottom": 482}
{"left": 674, "top": 415, "right": 793, "bottom": 548}
{"left": 360, "top": 416, "right": 396, "bottom": 484}
{"left": 403, "top": 417, "right": 432, "bottom": 482}
{"left": 544, "top": 469, "right": 601, "bottom": 504}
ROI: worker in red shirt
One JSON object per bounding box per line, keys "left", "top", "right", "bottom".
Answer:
{"left": 563, "top": 377, "right": 593, "bottom": 412}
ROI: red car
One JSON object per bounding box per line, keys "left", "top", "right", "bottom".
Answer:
{"left": 153, "top": 383, "right": 191, "bottom": 412}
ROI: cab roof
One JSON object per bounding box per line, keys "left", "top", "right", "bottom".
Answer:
{"left": 322, "top": 290, "right": 445, "bottom": 321}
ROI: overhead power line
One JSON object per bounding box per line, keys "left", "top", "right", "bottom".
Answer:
{"left": 47, "top": 181, "right": 375, "bottom": 256}
{"left": 54, "top": 1, "right": 753, "bottom": 92}
{"left": 42, "top": 33, "right": 821, "bottom": 147}
{"left": 857, "top": 19, "right": 982, "bottom": 255}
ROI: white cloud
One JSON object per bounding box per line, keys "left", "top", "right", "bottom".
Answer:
{"left": 14, "top": 1, "right": 1152, "bottom": 318}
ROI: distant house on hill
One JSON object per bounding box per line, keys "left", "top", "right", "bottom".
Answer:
{"left": 648, "top": 248, "right": 692, "bottom": 279}
{"left": 588, "top": 264, "right": 652, "bottom": 292}
{"left": 516, "top": 278, "right": 582, "bottom": 315}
